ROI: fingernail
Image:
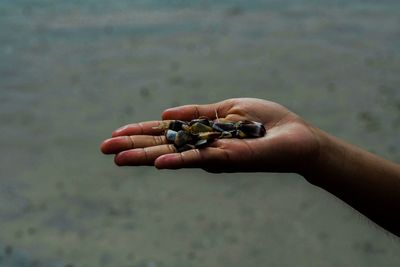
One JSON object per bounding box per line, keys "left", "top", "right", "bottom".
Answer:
{"left": 116, "top": 125, "right": 129, "bottom": 132}
{"left": 114, "top": 153, "right": 127, "bottom": 166}
{"left": 167, "top": 106, "right": 182, "bottom": 111}
{"left": 100, "top": 138, "right": 112, "bottom": 153}
{"left": 112, "top": 125, "right": 128, "bottom": 136}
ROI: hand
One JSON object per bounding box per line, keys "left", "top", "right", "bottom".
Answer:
{"left": 100, "top": 98, "right": 320, "bottom": 173}
{"left": 101, "top": 98, "right": 400, "bottom": 236}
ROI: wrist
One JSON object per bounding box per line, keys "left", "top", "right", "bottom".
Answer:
{"left": 298, "top": 126, "right": 339, "bottom": 186}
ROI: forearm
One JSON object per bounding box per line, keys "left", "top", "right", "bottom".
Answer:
{"left": 303, "top": 128, "right": 400, "bottom": 236}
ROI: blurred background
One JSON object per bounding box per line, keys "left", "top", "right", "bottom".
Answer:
{"left": 1, "top": 0, "right": 400, "bottom": 266}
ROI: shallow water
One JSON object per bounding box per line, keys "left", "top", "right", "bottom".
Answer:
{"left": 1, "top": 1, "right": 400, "bottom": 266}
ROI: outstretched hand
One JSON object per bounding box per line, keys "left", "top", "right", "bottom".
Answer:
{"left": 102, "top": 97, "right": 400, "bottom": 236}
{"left": 101, "top": 98, "right": 320, "bottom": 173}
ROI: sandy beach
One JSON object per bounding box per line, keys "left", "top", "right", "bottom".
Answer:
{"left": 1, "top": 1, "right": 400, "bottom": 266}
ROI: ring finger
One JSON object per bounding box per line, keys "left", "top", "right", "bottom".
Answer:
{"left": 101, "top": 135, "right": 167, "bottom": 154}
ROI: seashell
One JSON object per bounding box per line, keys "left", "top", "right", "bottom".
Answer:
{"left": 211, "top": 122, "right": 236, "bottom": 132}
{"left": 194, "top": 139, "right": 208, "bottom": 148}
{"left": 154, "top": 120, "right": 186, "bottom": 131}
{"left": 237, "top": 121, "right": 266, "bottom": 137}
{"left": 165, "top": 129, "right": 177, "bottom": 143}
{"left": 219, "top": 131, "right": 233, "bottom": 138}
{"left": 174, "top": 130, "right": 192, "bottom": 147}
{"left": 234, "top": 129, "right": 247, "bottom": 138}
{"left": 160, "top": 118, "right": 266, "bottom": 151}
{"left": 188, "top": 122, "right": 213, "bottom": 134}
{"left": 197, "top": 132, "right": 221, "bottom": 140}
{"left": 168, "top": 120, "right": 187, "bottom": 131}
{"left": 189, "top": 117, "right": 212, "bottom": 126}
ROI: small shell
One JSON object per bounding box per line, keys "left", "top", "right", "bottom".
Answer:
{"left": 168, "top": 120, "right": 187, "bottom": 131}
{"left": 234, "top": 129, "right": 247, "bottom": 138}
{"left": 174, "top": 130, "right": 192, "bottom": 147}
{"left": 153, "top": 120, "right": 171, "bottom": 130}
{"left": 219, "top": 131, "right": 233, "bottom": 138}
{"left": 154, "top": 120, "right": 187, "bottom": 131}
{"left": 165, "top": 129, "right": 177, "bottom": 142}
{"left": 188, "top": 122, "right": 213, "bottom": 134}
{"left": 212, "top": 122, "right": 236, "bottom": 132}
{"left": 237, "top": 121, "right": 265, "bottom": 137}
{"left": 189, "top": 117, "right": 212, "bottom": 126}
{"left": 194, "top": 139, "right": 208, "bottom": 148}
{"left": 197, "top": 132, "right": 221, "bottom": 140}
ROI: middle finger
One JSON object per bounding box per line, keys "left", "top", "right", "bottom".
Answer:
{"left": 114, "top": 144, "right": 177, "bottom": 166}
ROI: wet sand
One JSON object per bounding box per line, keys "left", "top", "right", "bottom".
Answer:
{"left": 1, "top": 1, "right": 400, "bottom": 266}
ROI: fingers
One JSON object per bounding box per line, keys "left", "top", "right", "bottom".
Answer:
{"left": 112, "top": 99, "right": 238, "bottom": 138}
{"left": 112, "top": 121, "right": 164, "bottom": 137}
{"left": 101, "top": 135, "right": 167, "bottom": 154}
{"left": 162, "top": 100, "right": 236, "bottom": 121}
{"left": 154, "top": 147, "right": 229, "bottom": 169}
{"left": 114, "top": 144, "right": 177, "bottom": 166}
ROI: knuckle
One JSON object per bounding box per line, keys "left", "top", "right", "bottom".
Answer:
{"left": 128, "top": 136, "right": 135, "bottom": 148}
{"left": 138, "top": 122, "right": 144, "bottom": 135}
{"left": 193, "top": 105, "right": 200, "bottom": 119}
{"left": 193, "top": 149, "right": 203, "bottom": 161}
{"left": 181, "top": 149, "right": 201, "bottom": 163}
{"left": 142, "top": 147, "right": 150, "bottom": 161}
{"left": 153, "top": 135, "right": 163, "bottom": 145}
{"left": 167, "top": 144, "right": 177, "bottom": 153}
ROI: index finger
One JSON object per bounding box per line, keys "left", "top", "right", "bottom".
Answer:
{"left": 161, "top": 100, "right": 235, "bottom": 121}
{"left": 112, "top": 121, "right": 163, "bottom": 137}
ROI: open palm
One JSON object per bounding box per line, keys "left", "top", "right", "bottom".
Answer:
{"left": 101, "top": 98, "right": 320, "bottom": 173}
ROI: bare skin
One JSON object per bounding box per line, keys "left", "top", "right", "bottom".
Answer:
{"left": 101, "top": 98, "right": 400, "bottom": 237}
